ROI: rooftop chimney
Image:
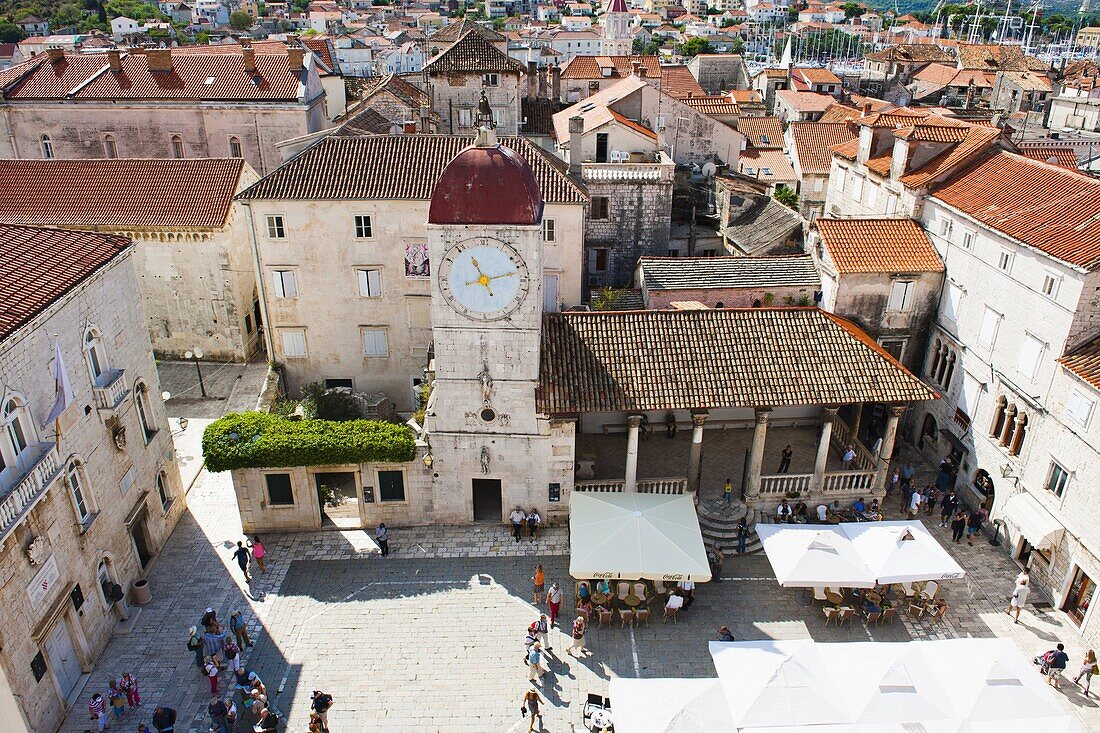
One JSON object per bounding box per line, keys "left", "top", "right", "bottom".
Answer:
{"left": 47, "top": 48, "right": 64, "bottom": 64}
{"left": 637, "top": 64, "right": 647, "bottom": 79}
{"left": 243, "top": 47, "right": 257, "bottom": 75}
{"left": 527, "top": 59, "right": 538, "bottom": 98}
{"left": 568, "top": 115, "right": 584, "bottom": 177}
{"left": 106, "top": 49, "right": 122, "bottom": 72}
{"left": 551, "top": 64, "right": 561, "bottom": 102}
{"left": 631, "top": 60, "right": 641, "bottom": 76}
{"left": 145, "top": 48, "right": 174, "bottom": 74}
{"left": 861, "top": 101, "right": 871, "bottom": 117}
{"left": 420, "top": 103, "right": 431, "bottom": 131}
{"left": 403, "top": 120, "right": 417, "bottom": 134}
{"left": 240, "top": 37, "right": 253, "bottom": 48}
{"left": 287, "top": 47, "right": 306, "bottom": 70}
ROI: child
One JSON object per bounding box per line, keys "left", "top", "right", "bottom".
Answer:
{"left": 205, "top": 656, "right": 220, "bottom": 694}
{"left": 120, "top": 673, "right": 140, "bottom": 708}
{"left": 107, "top": 680, "right": 126, "bottom": 719}
{"left": 224, "top": 641, "right": 241, "bottom": 674}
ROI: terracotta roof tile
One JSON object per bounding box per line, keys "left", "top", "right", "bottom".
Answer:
{"left": 537, "top": 308, "right": 936, "bottom": 414}
{"left": 3, "top": 50, "right": 307, "bottom": 101}
{"left": 0, "top": 224, "right": 130, "bottom": 341}
{"left": 424, "top": 30, "right": 525, "bottom": 74}
{"left": 1060, "top": 337, "right": 1100, "bottom": 391}
{"left": 682, "top": 95, "right": 740, "bottom": 116}
{"left": 660, "top": 64, "right": 705, "bottom": 98}
{"left": 609, "top": 109, "right": 658, "bottom": 139}
{"left": 0, "top": 159, "right": 246, "bottom": 230}
{"left": 789, "top": 121, "right": 856, "bottom": 174}
{"left": 559, "top": 54, "right": 660, "bottom": 79}
{"left": 1017, "top": 145, "right": 1079, "bottom": 171}
{"left": 739, "top": 148, "right": 796, "bottom": 182}
{"left": 898, "top": 124, "right": 1001, "bottom": 187}
{"left": 816, "top": 218, "right": 943, "bottom": 274}
{"left": 864, "top": 44, "right": 954, "bottom": 63}
{"left": 429, "top": 18, "right": 507, "bottom": 43}
{"left": 932, "top": 151, "right": 1100, "bottom": 269}
{"left": 238, "top": 135, "right": 586, "bottom": 203}
{"left": 830, "top": 137, "right": 860, "bottom": 160}
{"left": 775, "top": 89, "right": 835, "bottom": 112}
{"left": 736, "top": 116, "right": 784, "bottom": 148}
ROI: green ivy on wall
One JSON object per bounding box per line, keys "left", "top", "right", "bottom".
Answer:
{"left": 202, "top": 412, "right": 417, "bottom": 472}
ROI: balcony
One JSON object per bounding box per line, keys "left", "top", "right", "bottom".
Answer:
{"left": 93, "top": 368, "right": 131, "bottom": 415}
{"left": 581, "top": 152, "right": 676, "bottom": 183}
{"left": 574, "top": 477, "right": 688, "bottom": 494}
{"left": 0, "top": 443, "right": 64, "bottom": 544}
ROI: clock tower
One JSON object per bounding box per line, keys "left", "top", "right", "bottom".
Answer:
{"left": 425, "top": 96, "right": 551, "bottom": 523}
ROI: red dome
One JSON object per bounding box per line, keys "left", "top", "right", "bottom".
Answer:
{"left": 428, "top": 142, "right": 543, "bottom": 225}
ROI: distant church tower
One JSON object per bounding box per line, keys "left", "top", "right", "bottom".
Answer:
{"left": 602, "top": 0, "right": 633, "bottom": 56}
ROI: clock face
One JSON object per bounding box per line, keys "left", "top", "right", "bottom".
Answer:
{"left": 438, "top": 237, "right": 530, "bottom": 321}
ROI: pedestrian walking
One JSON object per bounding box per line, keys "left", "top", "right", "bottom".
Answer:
{"left": 205, "top": 657, "right": 220, "bottom": 694}
{"left": 521, "top": 686, "right": 546, "bottom": 732}
{"left": 665, "top": 411, "right": 677, "bottom": 438}
{"left": 249, "top": 536, "right": 267, "bottom": 572}
{"left": 208, "top": 697, "right": 230, "bottom": 733}
{"left": 1074, "top": 650, "right": 1098, "bottom": 696}
{"left": 737, "top": 517, "right": 748, "bottom": 554}
{"left": 907, "top": 488, "right": 922, "bottom": 519}
{"left": 509, "top": 506, "right": 527, "bottom": 543}
{"left": 723, "top": 478, "right": 734, "bottom": 506}
{"left": 924, "top": 487, "right": 939, "bottom": 516}
{"left": 527, "top": 641, "right": 545, "bottom": 683}
{"left": 224, "top": 641, "right": 241, "bottom": 673}
{"left": 310, "top": 690, "right": 334, "bottom": 732}
{"left": 900, "top": 461, "right": 916, "bottom": 492}
{"left": 88, "top": 693, "right": 109, "bottom": 732}
{"left": 224, "top": 700, "right": 237, "bottom": 732}
{"left": 107, "top": 679, "right": 126, "bottom": 719}
{"left": 1046, "top": 643, "right": 1070, "bottom": 689}
{"left": 841, "top": 445, "right": 856, "bottom": 466}
{"left": 375, "top": 522, "right": 390, "bottom": 557}
{"left": 229, "top": 610, "right": 253, "bottom": 649}
{"left": 569, "top": 615, "right": 588, "bottom": 657}
{"left": 939, "top": 491, "right": 958, "bottom": 528}
{"left": 547, "top": 582, "right": 563, "bottom": 626}
{"left": 534, "top": 613, "right": 551, "bottom": 650}
{"left": 309, "top": 713, "right": 325, "bottom": 733}
{"left": 532, "top": 564, "right": 545, "bottom": 604}
{"left": 1009, "top": 577, "right": 1030, "bottom": 623}
{"left": 950, "top": 511, "right": 968, "bottom": 543}
{"left": 187, "top": 626, "right": 205, "bottom": 671}
{"left": 120, "top": 673, "right": 140, "bottom": 708}
{"left": 708, "top": 545, "right": 724, "bottom": 581}
{"left": 887, "top": 468, "right": 900, "bottom": 496}
{"left": 527, "top": 508, "right": 542, "bottom": 542}
{"left": 232, "top": 540, "right": 252, "bottom": 581}
{"left": 151, "top": 705, "right": 176, "bottom": 733}
{"left": 201, "top": 607, "right": 218, "bottom": 629}
{"left": 967, "top": 506, "right": 986, "bottom": 545}
{"left": 716, "top": 625, "right": 735, "bottom": 642}
{"left": 778, "top": 444, "right": 793, "bottom": 473}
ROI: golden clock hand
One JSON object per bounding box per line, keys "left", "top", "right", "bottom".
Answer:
{"left": 470, "top": 257, "right": 486, "bottom": 277}
{"left": 485, "top": 271, "right": 517, "bottom": 281}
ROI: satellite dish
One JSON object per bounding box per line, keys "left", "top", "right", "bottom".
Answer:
{"left": 701, "top": 161, "right": 717, "bottom": 177}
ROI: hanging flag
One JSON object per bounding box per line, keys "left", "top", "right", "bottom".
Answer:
{"left": 43, "top": 339, "right": 74, "bottom": 432}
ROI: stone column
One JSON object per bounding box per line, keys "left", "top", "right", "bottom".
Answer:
{"left": 813, "top": 406, "right": 839, "bottom": 494}
{"left": 624, "top": 414, "right": 643, "bottom": 493}
{"left": 687, "top": 411, "right": 708, "bottom": 494}
{"left": 874, "top": 405, "right": 906, "bottom": 493}
{"left": 745, "top": 407, "right": 772, "bottom": 507}
{"left": 848, "top": 403, "right": 863, "bottom": 445}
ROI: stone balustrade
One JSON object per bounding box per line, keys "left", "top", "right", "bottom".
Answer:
{"left": 573, "top": 476, "right": 688, "bottom": 494}
{"left": 93, "top": 368, "right": 130, "bottom": 412}
{"left": 0, "top": 443, "right": 64, "bottom": 543}
{"left": 822, "top": 470, "right": 877, "bottom": 494}
{"left": 760, "top": 473, "right": 813, "bottom": 494}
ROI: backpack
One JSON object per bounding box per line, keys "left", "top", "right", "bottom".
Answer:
{"left": 528, "top": 621, "right": 539, "bottom": 634}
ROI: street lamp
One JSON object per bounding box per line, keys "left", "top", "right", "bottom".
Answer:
{"left": 183, "top": 349, "right": 207, "bottom": 398}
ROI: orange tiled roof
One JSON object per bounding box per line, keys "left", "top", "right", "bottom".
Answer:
{"left": 816, "top": 218, "right": 943, "bottom": 274}
{"left": 1060, "top": 337, "right": 1100, "bottom": 391}
{"left": 789, "top": 121, "right": 856, "bottom": 174}
{"left": 830, "top": 137, "right": 860, "bottom": 160}
{"left": 739, "top": 148, "right": 796, "bottom": 182}
{"left": 932, "top": 151, "right": 1100, "bottom": 269}
{"left": 559, "top": 54, "right": 660, "bottom": 79}
{"left": 660, "top": 64, "right": 705, "bottom": 98}
{"left": 898, "top": 124, "right": 1001, "bottom": 187}
{"left": 609, "top": 109, "right": 658, "bottom": 140}
{"left": 0, "top": 159, "right": 246, "bottom": 230}
{"left": 424, "top": 29, "right": 525, "bottom": 74}
{"left": 0, "top": 224, "right": 131, "bottom": 341}
{"left": 736, "top": 116, "right": 784, "bottom": 148}
{"left": 729, "top": 89, "right": 763, "bottom": 104}
{"left": 896, "top": 123, "right": 970, "bottom": 143}
{"left": 682, "top": 95, "right": 740, "bottom": 116}
{"left": 775, "top": 89, "right": 835, "bottom": 112}
{"left": 795, "top": 66, "right": 841, "bottom": 85}
{"left": 1017, "top": 145, "right": 1079, "bottom": 171}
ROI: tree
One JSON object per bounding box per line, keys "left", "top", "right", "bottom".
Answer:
{"left": 229, "top": 10, "right": 254, "bottom": 30}
{"left": 773, "top": 184, "right": 799, "bottom": 211}
{"left": 643, "top": 40, "right": 661, "bottom": 54}
{"left": 839, "top": 2, "right": 863, "bottom": 18}
{"left": 0, "top": 22, "right": 27, "bottom": 43}
{"left": 680, "top": 37, "right": 713, "bottom": 57}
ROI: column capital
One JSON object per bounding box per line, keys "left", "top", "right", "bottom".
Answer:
{"left": 627, "top": 414, "right": 644, "bottom": 428}
{"left": 887, "top": 404, "right": 907, "bottom": 418}
{"left": 691, "top": 411, "right": 709, "bottom": 427}
{"left": 821, "top": 406, "right": 840, "bottom": 419}
{"left": 754, "top": 407, "right": 773, "bottom": 424}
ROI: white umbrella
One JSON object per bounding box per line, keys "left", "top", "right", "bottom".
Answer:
{"left": 755, "top": 524, "right": 876, "bottom": 589}
{"left": 608, "top": 678, "right": 732, "bottom": 733}
{"left": 841, "top": 521, "right": 965, "bottom": 585}
{"left": 569, "top": 492, "right": 711, "bottom": 581}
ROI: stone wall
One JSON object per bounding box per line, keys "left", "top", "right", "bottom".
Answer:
{"left": 428, "top": 72, "right": 523, "bottom": 135}
{"left": 643, "top": 283, "right": 815, "bottom": 310}
{"left": 584, "top": 176, "right": 673, "bottom": 288}
{"left": 0, "top": 253, "right": 184, "bottom": 733}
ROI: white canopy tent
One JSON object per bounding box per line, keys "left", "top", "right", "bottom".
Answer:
{"left": 569, "top": 492, "right": 712, "bottom": 582}
{"left": 839, "top": 521, "right": 965, "bottom": 585}
{"left": 755, "top": 524, "right": 876, "bottom": 589}
{"left": 608, "top": 678, "right": 733, "bottom": 733}
{"left": 1002, "top": 493, "right": 1064, "bottom": 549}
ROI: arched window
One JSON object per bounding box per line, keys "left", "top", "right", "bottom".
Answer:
{"left": 156, "top": 470, "right": 171, "bottom": 511}
{"left": 67, "top": 460, "right": 92, "bottom": 524}
{"left": 84, "top": 327, "right": 109, "bottom": 384}
{"left": 228, "top": 136, "right": 242, "bottom": 158}
{"left": 135, "top": 382, "right": 157, "bottom": 443}
{"left": 989, "top": 395, "right": 1007, "bottom": 439}
{"left": 97, "top": 559, "right": 112, "bottom": 606}
{"left": 3, "top": 395, "right": 33, "bottom": 460}
{"left": 41, "top": 134, "right": 54, "bottom": 159}
{"left": 103, "top": 134, "right": 118, "bottom": 159}
{"left": 171, "top": 135, "right": 184, "bottom": 159}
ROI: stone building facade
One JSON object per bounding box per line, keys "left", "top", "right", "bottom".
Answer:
{"left": 0, "top": 225, "right": 184, "bottom": 733}
{"left": 0, "top": 159, "right": 262, "bottom": 362}
{"left": 423, "top": 29, "right": 526, "bottom": 136}
{"left": 0, "top": 47, "right": 328, "bottom": 175}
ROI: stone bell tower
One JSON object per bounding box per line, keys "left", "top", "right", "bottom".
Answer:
{"left": 424, "top": 94, "right": 552, "bottom": 523}
{"left": 601, "top": 0, "right": 632, "bottom": 57}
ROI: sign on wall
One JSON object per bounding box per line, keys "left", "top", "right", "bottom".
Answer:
{"left": 549, "top": 483, "right": 561, "bottom": 503}
{"left": 26, "top": 555, "right": 60, "bottom": 609}
{"left": 405, "top": 242, "right": 430, "bottom": 279}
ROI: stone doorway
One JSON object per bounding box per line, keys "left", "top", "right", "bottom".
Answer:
{"left": 472, "top": 478, "right": 502, "bottom": 522}
{"left": 315, "top": 472, "right": 362, "bottom": 529}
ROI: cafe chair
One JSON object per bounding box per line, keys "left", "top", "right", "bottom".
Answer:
{"left": 619, "top": 609, "right": 635, "bottom": 628}
{"left": 597, "top": 608, "right": 613, "bottom": 628}
{"left": 907, "top": 604, "right": 925, "bottom": 620}
{"left": 928, "top": 603, "right": 948, "bottom": 625}
{"left": 663, "top": 606, "right": 680, "bottom": 623}
{"left": 879, "top": 607, "right": 897, "bottom": 625}
{"left": 823, "top": 606, "right": 840, "bottom": 626}
{"left": 812, "top": 586, "right": 828, "bottom": 604}
{"left": 923, "top": 580, "right": 940, "bottom": 600}
{"left": 616, "top": 581, "right": 632, "bottom": 600}
{"left": 634, "top": 608, "right": 650, "bottom": 626}
{"left": 864, "top": 610, "right": 882, "bottom": 625}
{"left": 583, "top": 693, "right": 606, "bottom": 727}
{"left": 838, "top": 607, "right": 856, "bottom": 627}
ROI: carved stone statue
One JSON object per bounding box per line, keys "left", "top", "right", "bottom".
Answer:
{"left": 480, "top": 445, "right": 491, "bottom": 474}
{"left": 478, "top": 363, "right": 493, "bottom": 405}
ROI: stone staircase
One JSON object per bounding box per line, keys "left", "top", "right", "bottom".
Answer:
{"left": 697, "top": 496, "right": 765, "bottom": 556}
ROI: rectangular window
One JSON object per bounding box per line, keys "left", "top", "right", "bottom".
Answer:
{"left": 280, "top": 329, "right": 307, "bottom": 358}
{"left": 378, "top": 469, "right": 406, "bottom": 502}
{"left": 266, "top": 215, "right": 286, "bottom": 239}
{"left": 960, "top": 372, "right": 981, "bottom": 416}
{"left": 265, "top": 473, "right": 295, "bottom": 505}
{"left": 887, "top": 280, "right": 914, "bottom": 311}
{"left": 961, "top": 229, "right": 975, "bottom": 250}
{"left": 357, "top": 268, "right": 383, "bottom": 297}
{"left": 362, "top": 328, "right": 389, "bottom": 357}
{"left": 543, "top": 219, "right": 556, "bottom": 242}
{"left": 939, "top": 217, "right": 953, "bottom": 237}
{"left": 1017, "top": 333, "right": 1045, "bottom": 380}
{"left": 997, "top": 250, "right": 1014, "bottom": 273}
{"left": 324, "top": 378, "right": 354, "bottom": 389}
{"left": 1067, "top": 388, "right": 1094, "bottom": 428}
{"left": 590, "top": 197, "right": 610, "bottom": 220}
{"left": 942, "top": 281, "right": 963, "bottom": 323}
{"left": 271, "top": 270, "right": 298, "bottom": 298}
{"left": 1046, "top": 462, "right": 1070, "bottom": 498}
{"left": 1042, "top": 273, "right": 1060, "bottom": 299}
{"left": 458, "top": 108, "right": 473, "bottom": 127}
{"left": 850, "top": 172, "right": 864, "bottom": 200}
{"left": 482, "top": 73, "right": 499, "bottom": 87}
{"left": 119, "top": 465, "right": 136, "bottom": 496}
{"left": 588, "top": 248, "right": 609, "bottom": 273}
{"left": 977, "top": 307, "right": 1001, "bottom": 349}
{"left": 354, "top": 214, "right": 373, "bottom": 238}
{"left": 881, "top": 339, "right": 906, "bottom": 361}
{"left": 885, "top": 192, "right": 898, "bottom": 215}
